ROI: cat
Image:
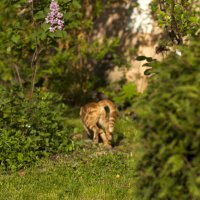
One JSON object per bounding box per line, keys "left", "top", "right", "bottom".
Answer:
{"left": 80, "top": 99, "right": 117, "bottom": 148}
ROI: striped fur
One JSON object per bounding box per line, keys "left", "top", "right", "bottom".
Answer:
{"left": 80, "top": 99, "right": 117, "bottom": 148}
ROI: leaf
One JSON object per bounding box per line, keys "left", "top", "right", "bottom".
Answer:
{"left": 17, "top": 153, "right": 23, "bottom": 162}
{"left": 11, "top": 35, "right": 20, "bottom": 44}
{"left": 165, "top": 154, "right": 184, "bottom": 174}
{"left": 190, "top": 16, "right": 199, "bottom": 23}
{"left": 114, "top": 83, "right": 138, "bottom": 106}
{"left": 144, "top": 68, "right": 152, "bottom": 76}
{"left": 72, "top": 0, "right": 81, "bottom": 9}
{"left": 188, "top": 174, "right": 200, "bottom": 197}
{"left": 136, "top": 56, "right": 147, "bottom": 61}
{"left": 41, "top": 23, "right": 50, "bottom": 32}
{"left": 142, "top": 63, "right": 152, "bottom": 67}
{"left": 35, "top": 11, "right": 46, "bottom": 20}
{"left": 63, "top": 12, "right": 74, "bottom": 21}
{"left": 146, "top": 57, "right": 156, "bottom": 62}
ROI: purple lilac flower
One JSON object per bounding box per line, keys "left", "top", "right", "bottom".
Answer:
{"left": 45, "top": 0, "right": 64, "bottom": 32}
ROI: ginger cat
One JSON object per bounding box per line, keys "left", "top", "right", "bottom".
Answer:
{"left": 80, "top": 99, "right": 117, "bottom": 148}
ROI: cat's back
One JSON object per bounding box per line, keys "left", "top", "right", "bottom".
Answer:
{"left": 80, "top": 102, "right": 100, "bottom": 120}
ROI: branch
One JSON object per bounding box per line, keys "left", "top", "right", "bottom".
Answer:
{"left": 14, "top": 64, "right": 23, "bottom": 91}
{"left": 170, "top": 0, "right": 183, "bottom": 44}
{"left": 30, "top": 47, "right": 44, "bottom": 98}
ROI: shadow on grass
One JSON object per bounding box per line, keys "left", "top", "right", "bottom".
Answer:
{"left": 82, "top": 130, "right": 125, "bottom": 148}
{"left": 112, "top": 132, "right": 125, "bottom": 147}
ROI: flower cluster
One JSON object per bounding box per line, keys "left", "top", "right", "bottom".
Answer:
{"left": 45, "top": 0, "right": 64, "bottom": 32}
{"left": 28, "top": 0, "right": 33, "bottom": 3}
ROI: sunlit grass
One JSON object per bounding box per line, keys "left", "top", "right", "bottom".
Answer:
{"left": 0, "top": 154, "right": 135, "bottom": 200}
{"left": 0, "top": 117, "right": 138, "bottom": 200}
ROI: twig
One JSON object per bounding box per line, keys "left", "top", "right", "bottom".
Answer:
{"left": 170, "top": 0, "right": 183, "bottom": 44}
{"left": 30, "top": 47, "right": 44, "bottom": 98}
{"left": 14, "top": 64, "right": 23, "bottom": 91}
{"left": 30, "top": 62, "right": 39, "bottom": 97}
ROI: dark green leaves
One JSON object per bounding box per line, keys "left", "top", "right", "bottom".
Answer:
{"left": 134, "top": 40, "right": 200, "bottom": 200}
{"left": 0, "top": 86, "right": 74, "bottom": 171}
{"left": 136, "top": 55, "right": 156, "bottom": 62}
{"left": 114, "top": 82, "right": 139, "bottom": 108}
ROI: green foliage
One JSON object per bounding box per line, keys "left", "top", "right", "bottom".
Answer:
{"left": 134, "top": 40, "right": 200, "bottom": 200}
{"left": 136, "top": 56, "right": 156, "bottom": 63}
{"left": 90, "top": 38, "right": 120, "bottom": 62}
{"left": 46, "top": 37, "right": 123, "bottom": 104}
{"left": 0, "top": 0, "right": 126, "bottom": 104}
{"left": 136, "top": 55, "right": 156, "bottom": 75}
{"left": 114, "top": 82, "right": 139, "bottom": 108}
{"left": 0, "top": 86, "right": 73, "bottom": 171}
{"left": 99, "top": 82, "right": 139, "bottom": 110}
{"left": 151, "top": 0, "right": 200, "bottom": 45}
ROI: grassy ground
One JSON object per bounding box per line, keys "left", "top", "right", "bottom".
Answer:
{"left": 0, "top": 116, "right": 139, "bottom": 200}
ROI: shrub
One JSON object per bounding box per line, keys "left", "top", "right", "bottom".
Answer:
{"left": 0, "top": 1, "right": 126, "bottom": 105}
{"left": 134, "top": 40, "right": 200, "bottom": 200}
{"left": 0, "top": 86, "right": 74, "bottom": 171}
{"left": 99, "top": 82, "right": 139, "bottom": 109}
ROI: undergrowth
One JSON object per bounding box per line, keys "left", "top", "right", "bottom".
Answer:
{"left": 0, "top": 86, "right": 74, "bottom": 171}
{"left": 0, "top": 117, "right": 137, "bottom": 200}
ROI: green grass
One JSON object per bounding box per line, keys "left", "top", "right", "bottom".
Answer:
{"left": 0, "top": 117, "right": 138, "bottom": 200}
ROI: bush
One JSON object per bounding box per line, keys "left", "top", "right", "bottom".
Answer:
{"left": 0, "top": 1, "right": 126, "bottom": 105}
{"left": 134, "top": 40, "right": 200, "bottom": 200}
{"left": 0, "top": 86, "right": 74, "bottom": 171}
{"left": 99, "top": 82, "right": 139, "bottom": 109}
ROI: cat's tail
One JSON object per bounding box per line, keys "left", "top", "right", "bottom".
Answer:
{"left": 98, "top": 99, "right": 117, "bottom": 132}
